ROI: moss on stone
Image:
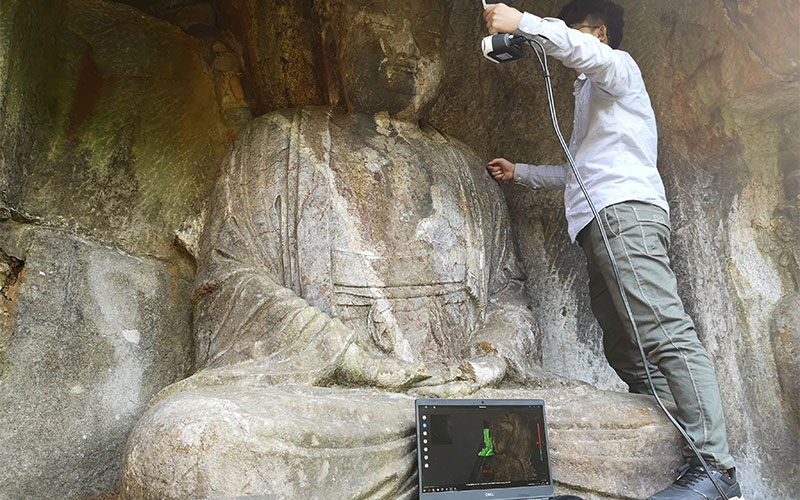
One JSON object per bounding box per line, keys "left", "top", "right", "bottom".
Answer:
{"left": 2, "top": 0, "right": 227, "bottom": 260}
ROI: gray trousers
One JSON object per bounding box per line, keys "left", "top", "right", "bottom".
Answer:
{"left": 578, "top": 201, "right": 735, "bottom": 470}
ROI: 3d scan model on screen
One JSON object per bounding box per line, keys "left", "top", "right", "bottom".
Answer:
{"left": 469, "top": 412, "right": 541, "bottom": 484}
{"left": 468, "top": 412, "right": 542, "bottom": 484}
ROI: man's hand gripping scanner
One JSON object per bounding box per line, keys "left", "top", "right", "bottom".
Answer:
{"left": 481, "top": 1, "right": 527, "bottom": 63}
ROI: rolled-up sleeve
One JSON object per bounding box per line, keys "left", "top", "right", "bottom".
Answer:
{"left": 514, "top": 163, "right": 567, "bottom": 190}
{"left": 516, "top": 13, "right": 631, "bottom": 97}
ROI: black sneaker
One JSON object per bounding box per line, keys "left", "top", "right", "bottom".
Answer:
{"left": 649, "top": 460, "right": 742, "bottom": 500}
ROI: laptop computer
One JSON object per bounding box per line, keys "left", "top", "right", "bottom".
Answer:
{"left": 415, "top": 398, "right": 554, "bottom": 500}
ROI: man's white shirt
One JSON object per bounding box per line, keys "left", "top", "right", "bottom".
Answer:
{"left": 512, "top": 13, "right": 669, "bottom": 242}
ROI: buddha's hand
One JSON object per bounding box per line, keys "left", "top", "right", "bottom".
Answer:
{"left": 331, "top": 343, "right": 429, "bottom": 390}
{"left": 407, "top": 354, "right": 507, "bottom": 398}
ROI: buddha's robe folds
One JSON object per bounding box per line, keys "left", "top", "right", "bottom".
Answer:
{"left": 195, "top": 107, "right": 538, "bottom": 380}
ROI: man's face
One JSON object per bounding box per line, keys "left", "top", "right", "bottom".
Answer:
{"left": 568, "top": 17, "right": 607, "bottom": 44}
{"left": 337, "top": 0, "right": 446, "bottom": 119}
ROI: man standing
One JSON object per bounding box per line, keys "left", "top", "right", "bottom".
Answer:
{"left": 483, "top": 1, "right": 742, "bottom": 499}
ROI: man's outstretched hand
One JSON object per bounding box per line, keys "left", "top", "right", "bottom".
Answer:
{"left": 483, "top": 3, "right": 523, "bottom": 35}
{"left": 487, "top": 158, "right": 515, "bottom": 181}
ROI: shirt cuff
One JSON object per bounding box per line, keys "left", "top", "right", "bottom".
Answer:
{"left": 514, "top": 163, "right": 538, "bottom": 188}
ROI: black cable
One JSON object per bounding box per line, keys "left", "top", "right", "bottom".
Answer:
{"left": 523, "top": 36, "right": 730, "bottom": 500}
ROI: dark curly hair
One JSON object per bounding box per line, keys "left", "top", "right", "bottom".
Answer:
{"left": 558, "top": 0, "right": 625, "bottom": 49}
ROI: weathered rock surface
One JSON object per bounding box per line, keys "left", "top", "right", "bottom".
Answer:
{"left": 1, "top": 0, "right": 226, "bottom": 260}
{"left": 122, "top": 385, "right": 420, "bottom": 500}
{"left": 0, "top": 0, "right": 231, "bottom": 498}
{"left": 771, "top": 293, "right": 800, "bottom": 430}
{"left": 214, "top": 0, "right": 328, "bottom": 115}
{"left": 0, "top": 225, "right": 193, "bottom": 499}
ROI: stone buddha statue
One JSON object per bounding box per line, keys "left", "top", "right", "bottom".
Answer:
{"left": 182, "top": 0, "right": 539, "bottom": 398}
{"left": 120, "top": 1, "right": 680, "bottom": 498}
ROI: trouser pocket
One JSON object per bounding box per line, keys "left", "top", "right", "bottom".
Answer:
{"left": 631, "top": 203, "right": 671, "bottom": 255}
{"left": 599, "top": 202, "right": 670, "bottom": 255}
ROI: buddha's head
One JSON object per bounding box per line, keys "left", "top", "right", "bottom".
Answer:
{"left": 317, "top": 0, "right": 447, "bottom": 121}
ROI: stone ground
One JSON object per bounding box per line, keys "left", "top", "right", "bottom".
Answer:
{"left": 82, "top": 491, "right": 752, "bottom": 499}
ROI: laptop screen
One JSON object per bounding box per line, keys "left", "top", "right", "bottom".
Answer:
{"left": 415, "top": 398, "right": 554, "bottom": 500}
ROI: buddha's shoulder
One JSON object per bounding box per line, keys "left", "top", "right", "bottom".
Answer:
{"left": 420, "top": 122, "right": 481, "bottom": 161}
{"left": 239, "top": 106, "right": 335, "bottom": 137}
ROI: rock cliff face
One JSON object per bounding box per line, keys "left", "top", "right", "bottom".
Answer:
{"left": 0, "top": 0, "right": 231, "bottom": 497}
{"left": 1, "top": 1, "right": 797, "bottom": 499}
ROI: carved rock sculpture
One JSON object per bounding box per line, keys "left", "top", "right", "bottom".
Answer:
{"left": 120, "top": 1, "right": 680, "bottom": 498}
{"left": 771, "top": 293, "right": 800, "bottom": 427}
